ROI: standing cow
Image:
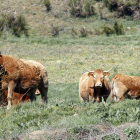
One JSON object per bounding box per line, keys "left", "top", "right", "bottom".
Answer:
{"left": 110, "top": 74, "right": 140, "bottom": 102}
{"left": 0, "top": 53, "right": 48, "bottom": 109}
{"left": 79, "top": 68, "right": 112, "bottom": 102}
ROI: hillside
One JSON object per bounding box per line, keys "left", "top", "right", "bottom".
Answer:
{"left": 0, "top": 0, "right": 140, "bottom": 139}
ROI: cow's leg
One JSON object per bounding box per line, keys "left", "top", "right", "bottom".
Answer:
{"left": 29, "top": 90, "right": 36, "bottom": 102}
{"left": 110, "top": 89, "right": 114, "bottom": 102}
{"left": 0, "top": 91, "right": 4, "bottom": 105}
{"left": 96, "top": 96, "right": 100, "bottom": 103}
{"left": 7, "top": 81, "right": 17, "bottom": 109}
{"left": 38, "top": 87, "right": 48, "bottom": 103}
{"left": 80, "top": 96, "right": 84, "bottom": 103}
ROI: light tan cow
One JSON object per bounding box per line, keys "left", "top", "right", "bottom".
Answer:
{"left": 0, "top": 53, "right": 48, "bottom": 109}
{"left": 79, "top": 68, "right": 112, "bottom": 103}
{"left": 110, "top": 74, "right": 140, "bottom": 102}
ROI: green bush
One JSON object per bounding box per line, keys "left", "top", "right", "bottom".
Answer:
{"left": 0, "top": 17, "right": 5, "bottom": 36}
{"left": 79, "top": 27, "right": 87, "bottom": 37}
{"left": 69, "top": 0, "right": 96, "bottom": 17}
{"left": 6, "top": 14, "right": 15, "bottom": 28}
{"left": 103, "top": 21, "right": 124, "bottom": 36}
{"left": 44, "top": 0, "right": 52, "bottom": 12}
{"left": 12, "top": 15, "right": 29, "bottom": 37}
{"left": 107, "top": 0, "right": 119, "bottom": 12}
{"left": 50, "top": 24, "right": 59, "bottom": 37}
{"left": 103, "top": 0, "right": 140, "bottom": 18}
{"left": 102, "top": 25, "right": 115, "bottom": 36}
{"left": 0, "top": 14, "right": 29, "bottom": 37}
{"left": 84, "top": 0, "right": 96, "bottom": 16}
{"left": 113, "top": 21, "right": 124, "bottom": 35}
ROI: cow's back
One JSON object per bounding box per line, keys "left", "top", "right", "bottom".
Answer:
{"left": 17, "top": 59, "right": 48, "bottom": 89}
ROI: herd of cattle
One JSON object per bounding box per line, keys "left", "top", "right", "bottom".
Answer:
{"left": 0, "top": 53, "right": 140, "bottom": 109}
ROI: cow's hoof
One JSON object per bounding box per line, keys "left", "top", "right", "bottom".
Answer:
{"left": 7, "top": 105, "right": 11, "bottom": 109}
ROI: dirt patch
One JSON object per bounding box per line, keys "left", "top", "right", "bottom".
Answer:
{"left": 16, "top": 122, "right": 139, "bottom": 140}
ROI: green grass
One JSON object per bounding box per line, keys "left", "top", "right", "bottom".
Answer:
{"left": 0, "top": 83, "right": 140, "bottom": 139}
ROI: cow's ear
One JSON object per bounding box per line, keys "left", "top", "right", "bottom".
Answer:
{"left": 104, "top": 72, "right": 110, "bottom": 77}
{"left": 88, "top": 72, "right": 94, "bottom": 77}
{"left": 0, "top": 52, "right": 2, "bottom": 57}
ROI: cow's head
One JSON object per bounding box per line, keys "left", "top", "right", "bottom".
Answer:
{"left": 86, "top": 68, "right": 112, "bottom": 88}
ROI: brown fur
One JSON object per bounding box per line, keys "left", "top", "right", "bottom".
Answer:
{"left": 79, "top": 69, "right": 111, "bottom": 103}
{"left": 110, "top": 74, "right": 140, "bottom": 102}
{"left": 3, "top": 90, "right": 29, "bottom": 105}
{"left": 0, "top": 54, "right": 48, "bottom": 109}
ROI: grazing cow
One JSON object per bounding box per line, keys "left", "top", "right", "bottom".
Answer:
{"left": 0, "top": 53, "right": 48, "bottom": 109}
{"left": 110, "top": 74, "right": 140, "bottom": 102}
{"left": 79, "top": 68, "right": 112, "bottom": 103}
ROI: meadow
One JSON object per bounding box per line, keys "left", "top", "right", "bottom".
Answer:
{"left": 0, "top": 0, "right": 140, "bottom": 139}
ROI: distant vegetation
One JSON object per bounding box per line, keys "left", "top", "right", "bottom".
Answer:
{"left": 69, "top": 0, "right": 96, "bottom": 17}
{"left": 0, "top": 14, "right": 28, "bottom": 37}
{"left": 103, "top": 0, "right": 140, "bottom": 19}
{"left": 44, "top": 0, "right": 52, "bottom": 12}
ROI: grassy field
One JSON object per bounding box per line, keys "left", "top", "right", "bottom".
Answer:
{"left": 0, "top": 0, "right": 140, "bottom": 139}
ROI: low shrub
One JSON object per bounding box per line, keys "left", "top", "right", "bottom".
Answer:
{"left": 0, "top": 17, "right": 5, "bottom": 36}
{"left": 103, "top": 0, "right": 140, "bottom": 19}
{"left": 102, "top": 25, "right": 115, "bottom": 36}
{"left": 12, "top": 15, "right": 29, "bottom": 37}
{"left": 44, "top": 0, "right": 52, "bottom": 12}
{"left": 79, "top": 27, "right": 87, "bottom": 37}
{"left": 113, "top": 21, "right": 124, "bottom": 35}
{"left": 71, "top": 27, "right": 78, "bottom": 38}
{"left": 103, "top": 21, "right": 124, "bottom": 36}
{"left": 69, "top": 0, "right": 96, "bottom": 17}
{"left": 0, "top": 14, "right": 29, "bottom": 37}
{"left": 50, "top": 24, "right": 59, "bottom": 37}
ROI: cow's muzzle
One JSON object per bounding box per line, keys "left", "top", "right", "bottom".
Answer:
{"left": 95, "top": 83, "right": 102, "bottom": 88}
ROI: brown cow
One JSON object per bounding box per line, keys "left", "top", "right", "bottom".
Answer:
{"left": 1, "top": 89, "right": 40, "bottom": 105}
{"left": 79, "top": 68, "right": 112, "bottom": 103}
{"left": 0, "top": 53, "right": 48, "bottom": 109}
{"left": 110, "top": 74, "right": 140, "bottom": 102}
{"left": 3, "top": 90, "right": 29, "bottom": 105}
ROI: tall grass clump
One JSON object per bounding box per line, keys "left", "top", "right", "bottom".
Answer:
{"left": 103, "top": 0, "right": 140, "bottom": 19}
{"left": 44, "top": 0, "right": 52, "bottom": 12}
{"left": 79, "top": 27, "right": 87, "bottom": 37}
{"left": 12, "top": 15, "right": 29, "bottom": 37}
{"left": 113, "top": 21, "right": 124, "bottom": 35}
{"left": 103, "top": 21, "right": 124, "bottom": 36}
{"left": 0, "top": 18, "right": 5, "bottom": 36}
{"left": 69, "top": 0, "right": 96, "bottom": 17}
{"left": 50, "top": 24, "right": 59, "bottom": 37}
{"left": 0, "top": 14, "right": 29, "bottom": 37}
{"left": 102, "top": 25, "right": 115, "bottom": 36}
